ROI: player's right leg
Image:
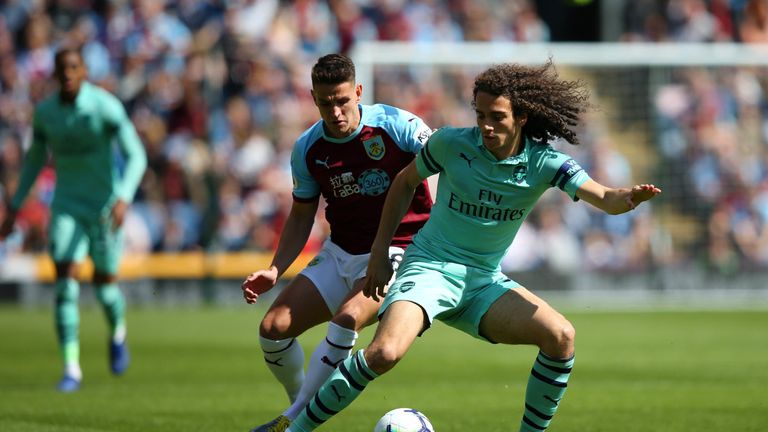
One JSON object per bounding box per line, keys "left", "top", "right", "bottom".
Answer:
{"left": 49, "top": 211, "right": 89, "bottom": 392}
{"left": 259, "top": 274, "right": 333, "bottom": 404}
{"left": 90, "top": 213, "right": 129, "bottom": 375}
{"left": 250, "top": 275, "right": 331, "bottom": 432}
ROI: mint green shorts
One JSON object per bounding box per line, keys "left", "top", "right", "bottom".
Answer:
{"left": 379, "top": 246, "right": 520, "bottom": 342}
{"left": 48, "top": 210, "right": 124, "bottom": 274}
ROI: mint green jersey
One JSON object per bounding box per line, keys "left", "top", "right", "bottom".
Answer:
{"left": 413, "top": 126, "right": 590, "bottom": 271}
{"left": 11, "top": 82, "right": 146, "bottom": 218}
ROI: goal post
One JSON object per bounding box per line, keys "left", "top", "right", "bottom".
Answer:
{"left": 351, "top": 42, "right": 768, "bottom": 105}
{"left": 350, "top": 41, "right": 768, "bottom": 291}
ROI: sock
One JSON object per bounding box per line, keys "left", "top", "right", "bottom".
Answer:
{"left": 284, "top": 322, "right": 358, "bottom": 419}
{"left": 520, "top": 351, "right": 574, "bottom": 431}
{"left": 260, "top": 336, "right": 305, "bottom": 403}
{"left": 64, "top": 360, "right": 82, "bottom": 381}
{"left": 55, "top": 278, "right": 80, "bottom": 377}
{"left": 95, "top": 283, "right": 127, "bottom": 343}
{"left": 290, "top": 349, "right": 378, "bottom": 431}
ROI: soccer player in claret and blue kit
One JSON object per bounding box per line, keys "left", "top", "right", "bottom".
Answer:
{"left": 241, "top": 53, "right": 434, "bottom": 432}
{"left": 287, "top": 60, "right": 661, "bottom": 431}
{"left": 0, "top": 47, "right": 147, "bottom": 393}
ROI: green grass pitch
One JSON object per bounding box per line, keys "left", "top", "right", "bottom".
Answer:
{"left": 0, "top": 304, "right": 766, "bottom": 431}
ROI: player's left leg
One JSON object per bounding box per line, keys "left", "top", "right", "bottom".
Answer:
{"left": 288, "top": 246, "right": 450, "bottom": 431}
{"left": 90, "top": 217, "right": 129, "bottom": 375}
{"left": 288, "top": 300, "right": 426, "bottom": 432}
{"left": 478, "top": 285, "right": 575, "bottom": 432}
{"left": 282, "top": 282, "right": 380, "bottom": 421}
{"left": 281, "top": 246, "right": 404, "bottom": 422}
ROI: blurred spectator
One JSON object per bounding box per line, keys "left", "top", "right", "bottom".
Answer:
{"left": 2, "top": 0, "right": 768, "bottom": 278}
{"left": 739, "top": 0, "right": 768, "bottom": 42}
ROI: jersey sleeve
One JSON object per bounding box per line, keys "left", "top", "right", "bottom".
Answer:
{"left": 290, "top": 137, "right": 320, "bottom": 202}
{"left": 381, "top": 105, "right": 432, "bottom": 154}
{"left": 103, "top": 94, "right": 147, "bottom": 203}
{"left": 10, "top": 108, "right": 49, "bottom": 211}
{"left": 531, "top": 146, "right": 591, "bottom": 201}
{"left": 414, "top": 127, "right": 448, "bottom": 179}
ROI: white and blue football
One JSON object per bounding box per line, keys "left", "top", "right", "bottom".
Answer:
{"left": 373, "top": 408, "right": 435, "bottom": 432}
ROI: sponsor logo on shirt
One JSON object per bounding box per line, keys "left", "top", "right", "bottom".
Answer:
{"left": 447, "top": 190, "right": 525, "bottom": 222}
{"left": 330, "top": 172, "right": 359, "bottom": 198}
{"left": 328, "top": 168, "right": 392, "bottom": 199}
{"left": 415, "top": 126, "right": 432, "bottom": 145}
{"left": 357, "top": 168, "right": 390, "bottom": 196}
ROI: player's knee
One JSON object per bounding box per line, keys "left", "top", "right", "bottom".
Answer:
{"left": 92, "top": 271, "right": 116, "bottom": 285}
{"left": 54, "top": 262, "right": 78, "bottom": 279}
{"left": 332, "top": 303, "right": 374, "bottom": 332}
{"left": 365, "top": 343, "right": 403, "bottom": 374}
{"left": 259, "top": 309, "right": 292, "bottom": 339}
{"left": 544, "top": 319, "right": 576, "bottom": 358}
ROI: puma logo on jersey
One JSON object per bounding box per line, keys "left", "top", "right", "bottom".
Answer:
{"left": 316, "top": 156, "right": 343, "bottom": 169}
{"left": 459, "top": 152, "right": 476, "bottom": 168}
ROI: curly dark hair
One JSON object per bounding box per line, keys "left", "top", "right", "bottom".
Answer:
{"left": 472, "top": 60, "right": 591, "bottom": 145}
{"left": 311, "top": 54, "right": 356, "bottom": 86}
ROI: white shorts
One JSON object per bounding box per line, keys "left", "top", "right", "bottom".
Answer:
{"left": 299, "top": 239, "right": 405, "bottom": 314}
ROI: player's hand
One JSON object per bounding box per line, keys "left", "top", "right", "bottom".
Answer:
{"left": 110, "top": 199, "right": 128, "bottom": 230}
{"left": 627, "top": 184, "right": 662, "bottom": 209}
{"left": 363, "top": 250, "right": 394, "bottom": 302}
{"left": 242, "top": 266, "right": 279, "bottom": 304}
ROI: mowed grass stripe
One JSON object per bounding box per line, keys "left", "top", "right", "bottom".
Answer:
{"left": 0, "top": 306, "right": 766, "bottom": 431}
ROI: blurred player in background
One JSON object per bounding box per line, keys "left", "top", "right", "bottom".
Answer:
{"left": 287, "top": 61, "right": 662, "bottom": 431}
{"left": 241, "top": 54, "right": 433, "bottom": 432}
{"left": 0, "top": 47, "right": 147, "bottom": 393}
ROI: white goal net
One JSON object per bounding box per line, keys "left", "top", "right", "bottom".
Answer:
{"left": 352, "top": 41, "right": 768, "bottom": 291}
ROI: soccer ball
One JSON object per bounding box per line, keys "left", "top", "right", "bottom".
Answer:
{"left": 373, "top": 408, "right": 435, "bottom": 432}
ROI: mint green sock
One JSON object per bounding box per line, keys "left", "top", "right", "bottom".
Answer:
{"left": 94, "top": 283, "right": 126, "bottom": 342}
{"left": 520, "top": 351, "right": 574, "bottom": 431}
{"left": 291, "top": 350, "right": 378, "bottom": 431}
{"left": 55, "top": 278, "right": 80, "bottom": 367}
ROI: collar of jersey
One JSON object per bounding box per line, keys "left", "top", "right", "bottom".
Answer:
{"left": 56, "top": 81, "right": 91, "bottom": 108}
{"left": 475, "top": 133, "right": 529, "bottom": 165}
{"left": 322, "top": 104, "right": 365, "bottom": 144}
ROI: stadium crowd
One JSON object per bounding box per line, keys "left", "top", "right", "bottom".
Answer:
{"left": 1, "top": 0, "right": 768, "bottom": 275}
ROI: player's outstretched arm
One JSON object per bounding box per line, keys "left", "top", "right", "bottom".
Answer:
{"left": 576, "top": 179, "right": 662, "bottom": 215}
{"left": 364, "top": 161, "right": 425, "bottom": 301}
{"left": 242, "top": 198, "right": 319, "bottom": 304}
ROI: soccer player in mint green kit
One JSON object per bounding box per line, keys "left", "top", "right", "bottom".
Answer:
{"left": 287, "top": 61, "right": 662, "bottom": 431}
{"left": 0, "top": 47, "right": 147, "bottom": 393}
